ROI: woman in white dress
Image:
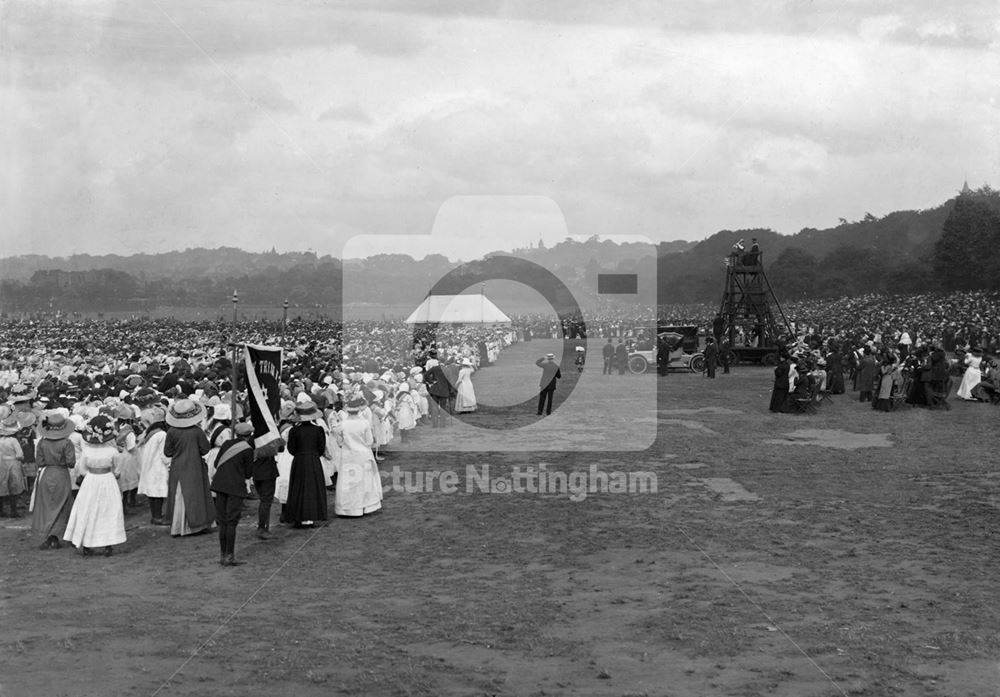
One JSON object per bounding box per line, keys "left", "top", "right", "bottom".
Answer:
{"left": 334, "top": 396, "right": 382, "bottom": 517}
{"left": 454, "top": 360, "right": 477, "bottom": 413}
{"left": 63, "top": 415, "right": 127, "bottom": 556}
{"left": 136, "top": 406, "right": 170, "bottom": 525}
{"left": 114, "top": 405, "right": 141, "bottom": 509}
{"left": 394, "top": 384, "right": 417, "bottom": 441}
{"left": 409, "top": 370, "right": 429, "bottom": 423}
{"left": 956, "top": 348, "right": 984, "bottom": 400}
{"left": 324, "top": 403, "right": 344, "bottom": 488}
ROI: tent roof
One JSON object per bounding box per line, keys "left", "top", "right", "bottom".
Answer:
{"left": 404, "top": 294, "right": 512, "bottom": 324}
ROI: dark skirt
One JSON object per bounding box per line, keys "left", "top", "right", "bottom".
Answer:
{"left": 769, "top": 387, "right": 788, "bottom": 412}
{"left": 31, "top": 466, "right": 72, "bottom": 538}
{"left": 284, "top": 454, "right": 328, "bottom": 524}
{"left": 827, "top": 370, "right": 845, "bottom": 394}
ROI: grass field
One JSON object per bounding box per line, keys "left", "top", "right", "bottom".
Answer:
{"left": 2, "top": 340, "right": 999, "bottom": 697}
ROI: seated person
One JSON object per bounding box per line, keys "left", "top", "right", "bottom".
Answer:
{"left": 970, "top": 360, "right": 1000, "bottom": 403}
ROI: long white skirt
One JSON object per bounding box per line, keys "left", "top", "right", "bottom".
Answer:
{"left": 334, "top": 452, "right": 382, "bottom": 517}
{"left": 64, "top": 472, "right": 126, "bottom": 548}
{"left": 275, "top": 448, "right": 293, "bottom": 504}
{"left": 957, "top": 366, "right": 981, "bottom": 399}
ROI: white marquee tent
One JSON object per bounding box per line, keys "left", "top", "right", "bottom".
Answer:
{"left": 404, "top": 293, "right": 512, "bottom": 325}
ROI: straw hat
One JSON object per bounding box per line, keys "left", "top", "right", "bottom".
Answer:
{"left": 278, "top": 400, "right": 297, "bottom": 421}
{"left": 295, "top": 401, "right": 323, "bottom": 422}
{"left": 38, "top": 413, "right": 76, "bottom": 440}
{"left": 8, "top": 384, "right": 37, "bottom": 404}
{"left": 166, "top": 399, "right": 206, "bottom": 428}
{"left": 212, "top": 403, "right": 232, "bottom": 422}
{"left": 0, "top": 416, "right": 21, "bottom": 436}
{"left": 15, "top": 411, "right": 37, "bottom": 430}
{"left": 83, "top": 415, "right": 117, "bottom": 444}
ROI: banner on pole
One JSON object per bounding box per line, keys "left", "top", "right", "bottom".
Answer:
{"left": 243, "top": 344, "right": 282, "bottom": 457}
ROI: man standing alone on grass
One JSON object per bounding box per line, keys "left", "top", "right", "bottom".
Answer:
{"left": 536, "top": 353, "right": 562, "bottom": 416}
{"left": 704, "top": 337, "right": 718, "bottom": 378}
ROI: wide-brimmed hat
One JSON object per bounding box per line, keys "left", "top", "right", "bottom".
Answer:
{"left": 9, "top": 384, "right": 37, "bottom": 404}
{"left": 295, "top": 401, "right": 323, "bottom": 422}
{"left": 211, "top": 403, "right": 232, "bottom": 422}
{"left": 15, "top": 411, "right": 37, "bottom": 429}
{"left": 166, "top": 399, "right": 206, "bottom": 428}
{"left": 83, "top": 415, "right": 117, "bottom": 444}
{"left": 397, "top": 383, "right": 410, "bottom": 393}
{"left": 344, "top": 396, "right": 367, "bottom": 412}
{"left": 278, "top": 400, "right": 296, "bottom": 421}
{"left": 38, "top": 413, "right": 76, "bottom": 440}
{"left": 0, "top": 416, "right": 20, "bottom": 436}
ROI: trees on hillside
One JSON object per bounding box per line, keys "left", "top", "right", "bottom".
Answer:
{"left": 933, "top": 188, "right": 1000, "bottom": 290}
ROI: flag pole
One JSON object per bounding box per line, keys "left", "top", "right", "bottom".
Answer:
{"left": 231, "top": 290, "right": 239, "bottom": 426}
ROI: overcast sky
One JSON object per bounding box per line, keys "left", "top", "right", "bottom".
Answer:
{"left": 2, "top": 0, "right": 998, "bottom": 260}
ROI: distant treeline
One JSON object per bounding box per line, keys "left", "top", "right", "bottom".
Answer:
{"left": 2, "top": 186, "right": 998, "bottom": 311}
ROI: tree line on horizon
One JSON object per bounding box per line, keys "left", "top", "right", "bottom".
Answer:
{"left": 1, "top": 186, "right": 998, "bottom": 314}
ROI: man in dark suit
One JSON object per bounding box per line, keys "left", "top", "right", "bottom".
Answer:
{"left": 536, "top": 353, "right": 562, "bottom": 416}
{"left": 614, "top": 339, "right": 628, "bottom": 375}
{"left": 252, "top": 444, "right": 279, "bottom": 540}
{"left": 424, "top": 358, "right": 452, "bottom": 427}
{"left": 704, "top": 337, "right": 718, "bottom": 378}
{"left": 602, "top": 338, "right": 614, "bottom": 374}
{"left": 210, "top": 422, "right": 256, "bottom": 566}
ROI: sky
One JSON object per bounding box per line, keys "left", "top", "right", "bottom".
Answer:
{"left": 2, "top": 0, "right": 998, "bottom": 260}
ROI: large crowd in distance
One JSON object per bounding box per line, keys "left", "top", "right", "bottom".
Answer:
{"left": 1, "top": 287, "right": 998, "bottom": 561}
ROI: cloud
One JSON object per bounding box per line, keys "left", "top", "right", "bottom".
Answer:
{"left": 318, "top": 105, "right": 373, "bottom": 123}
{"left": 1, "top": 1, "right": 998, "bottom": 258}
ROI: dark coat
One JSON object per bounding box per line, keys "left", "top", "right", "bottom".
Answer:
{"left": 210, "top": 437, "right": 254, "bottom": 497}
{"left": 163, "top": 425, "right": 214, "bottom": 532}
{"left": 285, "top": 422, "right": 328, "bottom": 523}
{"left": 769, "top": 361, "right": 790, "bottom": 412}
{"left": 425, "top": 365, "right": 452, "bottom": 398}
{"left": 927, "top": 349, "right": 949, "bottom": 383}
{"left": 857, "top": 355, "right": 878, "bottom": 391}
{"left": 704, "top": 342, "right": 718, "bottom": 365}
{"left": 252, "top": 453, "right": 279, "bottom": 481}
{"left": 536, "top": 358, "right": 562, "bottom": 389}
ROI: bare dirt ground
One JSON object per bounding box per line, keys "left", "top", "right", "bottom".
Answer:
{"left": 2, "top": 339, "right": 999, "bottom": 697}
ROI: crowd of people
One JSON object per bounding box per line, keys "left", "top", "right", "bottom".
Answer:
{"left": 3, "top": 286, "right": 1000, "bottom": 561}
{"left": 0, "top": 316, "right": 519, "bottom": 563}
